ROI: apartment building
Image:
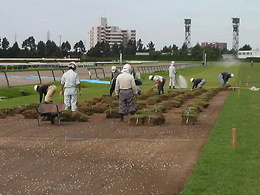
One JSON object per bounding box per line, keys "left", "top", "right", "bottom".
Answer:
{"left": 201, "top": 42, "right": 227, "bottom": 50}
{"left": 89, "top": 17, "right": 136, "bottom": 48}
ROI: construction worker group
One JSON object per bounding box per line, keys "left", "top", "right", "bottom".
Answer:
{"left": 34, "top": 61, "right": 234, "bottom": 122}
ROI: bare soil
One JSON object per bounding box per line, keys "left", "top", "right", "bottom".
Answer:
{"left": 0, "top": 90, "right": 229, "bottom": 195}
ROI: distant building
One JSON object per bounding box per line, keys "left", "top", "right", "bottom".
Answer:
{"left": 89, "top": 17, "right": 136, "bottom": 48}
{"left": 237, "top": 49, "right": 260, "bottom": 59}
{"left": 201, "top": 42, "right": 227, "bottom": 50}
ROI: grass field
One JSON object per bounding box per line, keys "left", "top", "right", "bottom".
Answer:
{"left": 0, "top": 61, "right": 259, "bottom": 194}
{"left": 181, "top": 62, "right": 260, "bottom": 195}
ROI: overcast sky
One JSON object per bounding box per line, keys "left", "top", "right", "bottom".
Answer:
{"left": 1, "top": 0, "right": 260, "bottom": 50}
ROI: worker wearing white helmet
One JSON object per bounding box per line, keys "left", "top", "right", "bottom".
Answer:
{"left": 34, "top": 84, "right": 57, "bottom": 103}
{"left": 61, "top": 62, "right": 81, "bottom": 111}
{"left": 115, "top": 64, "right": 138, "bottom": 122}
{"left": 218, "top": 72, "right": 234, "bottom": 87}
{"left": 190, "top": 78, "right": 206, "bottom": 90}
{"left": 110, "top": 66, "right": 121, "bottom": 96}
{"left": 169, "top": 61, "right": 176, "bottom": 89}
{"left": 149, "top": 75, "right": 166, "bottom": 95}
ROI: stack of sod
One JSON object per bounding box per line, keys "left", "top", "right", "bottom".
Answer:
{"left": 105, "top": 108, "right": 120, "bottom": 118}
{"left": 129, "top": 113, "right": 165, "bottom": 126}
{"left": 181, "top": 108, "right": 198, "bottom": 125}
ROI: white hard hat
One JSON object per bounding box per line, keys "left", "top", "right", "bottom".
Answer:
{"left": 149, "top": 75, "right": 153, "bottom": 80}
{"left": 111, "top": 66, "right": 117, "bottom": 72}
{"left": 171, "top": 61, "right": 175, "bottom": 65}
{"left": 122, "top": 64, "right": 131, "bottom": 72}
{"left": 123, "top": 63, "right": 131, "bottom": 70}
{"left": 34, "top": 85, "right": 39, "bottom": 92}
{"left": 68, "top": 61, "right": 77, "bottom": 69}
{"left": 190, "top": 78, "right": 194, "bottom": 82}
{"left": 231, "top": 74, "right": 234, "bottom": 78}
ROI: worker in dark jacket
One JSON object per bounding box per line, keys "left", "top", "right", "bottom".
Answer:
{"left": 218, "top": 72, "right": 234, "bottom": 87}
{"left": 34, "top": 84, "right": 57, "bottom": 103}
{"left": 190, "top": 78, "right": 206, "bottom": 90}
{"left": 110, "top": 66, "right": 121, "bottom": 96}
{"left": 149, "top": 75, "right": 166, "bottom": 95}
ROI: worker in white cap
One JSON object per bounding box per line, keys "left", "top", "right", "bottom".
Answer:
{"left": 115, "top": 64, "right": 138, "bottom": 122}
{"left": 218, "top": 72, "right": 234, "bottom": 87}
{"left": 190, "top": 78, "right": 206, "bottom": 90}
{"left": 61, "top": 62, "right": 81, "bottom": 111}
{"left": 110, "top": 66, "right": 121, "bottom": 96}
{"left": 149, "top": 75, "right": 166, "bottom": 95}
{"left": 34, "top": 84, "right": 57, "bottom": 103}
{"left": 169, "top": 61, "right": 176, "bottom": 89}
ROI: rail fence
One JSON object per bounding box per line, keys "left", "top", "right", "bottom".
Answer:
{"left": 0, "top": 63, "right": 201, "bottom": 87}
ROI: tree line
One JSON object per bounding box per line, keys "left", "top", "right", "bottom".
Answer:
{"left": 0, "top": 36, "right": 252, "bottom": 61}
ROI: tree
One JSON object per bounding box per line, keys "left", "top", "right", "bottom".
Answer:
{"left": 87, "top": 42, "right": 102, "bottom": 57}
{"left": 9, "top": 42, "right": 21, "bottom": 57}
{"left": 191, "top": 43, "right": 203, "bottom": 60}
{"left": 61, "top": 41, "right": 71, "bottom": 57}
{"left": 136, "top": 39, "right": 144, "bottom": 52}
{"left": 111, "top": 43, "right": 120, "bottom": 57}
{"left": 22, "top": 36, "right": 37, "bottom": 55}
{"left": 100, "top": 41, "right": 110, "bottom": 56}
{"left": 180, "top": 43, "right": 188, "bottom": 55}
{"left": 45, "top": 40, "right": 59, "bottom": 57}
{"left": 239, "top": 44, "right": 252, "bottom": 51}
{"left": 2, "top": 37, "right": 10, "bottom": 50}
{"left": 147, "top": 41, "right": 155, "bottom": 51}
{"left": 124, "top": 39, "right": 136, "bottom": 55}
{"left": 37, "top": 41, "right": 46, "bottom": 57}
{"left": 74, "top": 40, "right": 86, "bottom": 53}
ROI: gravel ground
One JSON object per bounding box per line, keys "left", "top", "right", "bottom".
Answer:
{"left": 0, "top": 90, "right": 229, "bottom": 195}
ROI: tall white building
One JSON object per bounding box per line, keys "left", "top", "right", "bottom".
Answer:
{"left": 89, "top": 17, "right": 136, "bottom": 48}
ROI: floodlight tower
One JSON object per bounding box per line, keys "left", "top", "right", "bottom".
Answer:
{"left": 184, "top": 19, "right": 191, "bottom": 49}
{"left": 232, "top": 18, "right": 240, "bottom": 52}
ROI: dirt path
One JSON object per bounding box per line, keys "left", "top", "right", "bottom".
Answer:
{"left": 0, "top": 91, "right": 229, "bottom": 195}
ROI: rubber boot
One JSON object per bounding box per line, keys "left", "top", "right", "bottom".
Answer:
{"left": 119, "top": 113, "right": 124, "bottom": 122}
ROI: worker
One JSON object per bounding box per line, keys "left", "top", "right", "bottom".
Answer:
{"left": 190, "top": 78, "right": 206, "bottom": 90}
{"left": 115, "top": 64, "right": 138, "bottom": 122}
{"left": 61, "top": 62, "right": 81, "bottom": 112}
{"left": 218, "top": 72, "right": 234, "bottom": 87}
{"left": 169, "top": 61, "right": 176, "bottom": 89}
{"left": 109, "top": 66, "right": 120, "bottom": 96}
{"left": 149, "top": 75, "right": 166, "bottom": 95}
{"left": 34, "top": 84, "right": 57, "bottom": 103}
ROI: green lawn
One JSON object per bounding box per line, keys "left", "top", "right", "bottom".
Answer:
{"left": 0, "top": 62, "right": 259, "bottom": 194}
{"left": 181, "top": 62, "right": 260, "bottom": 195}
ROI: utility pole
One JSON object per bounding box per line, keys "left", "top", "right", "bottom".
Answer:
{"left": 47, "top": 31, "right": 50, "bottom": 41}
{"left": 59, "top": 35, "right": 62, "bottom": 47}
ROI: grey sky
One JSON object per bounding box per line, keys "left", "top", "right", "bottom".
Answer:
{"left": 1, "top": 0, "right": 260, "bottom": 50}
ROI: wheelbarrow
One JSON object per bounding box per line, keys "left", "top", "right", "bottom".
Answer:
{"left": 36, "top": 104, "right": 65, "bottom": 126}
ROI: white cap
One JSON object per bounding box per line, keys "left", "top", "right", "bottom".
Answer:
{"left": 122, "top": 64, "right": 131, "bottom": 72}
{"left": 231, "top": 74, "right": 234, "bottom": 78}
{"left": 170, "top": 61, "right": 175, "bottom": 65}
{"left": 34, "top": 85, "right": 39, "bottom": 92}
{"left": 68, "top": 61, "right": 77, "bottom": 69}
{"left": 111, "top": 66, "right": 117, "bottom": 72}
{"left": 149, "top": 75, "right": 153, "bottom": 80}
{"left": 190, "top": 78, "right": 194, "bottom": 82}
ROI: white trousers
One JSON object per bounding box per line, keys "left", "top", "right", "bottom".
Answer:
{"left": 169, "top": 76, "right": 176, "bottom": 87}
{"left": 64, "top": 87, "right": 78, "bottom": 111}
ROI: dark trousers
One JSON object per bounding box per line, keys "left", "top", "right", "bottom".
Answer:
{"left": 110, "top": 80, "right": 116, "bottom": 96}
{"left": 118, "top": 89, "right": 136, "bottom": 114}
{"left": 158, "top": 78, "right": 166, "bottom": 95}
